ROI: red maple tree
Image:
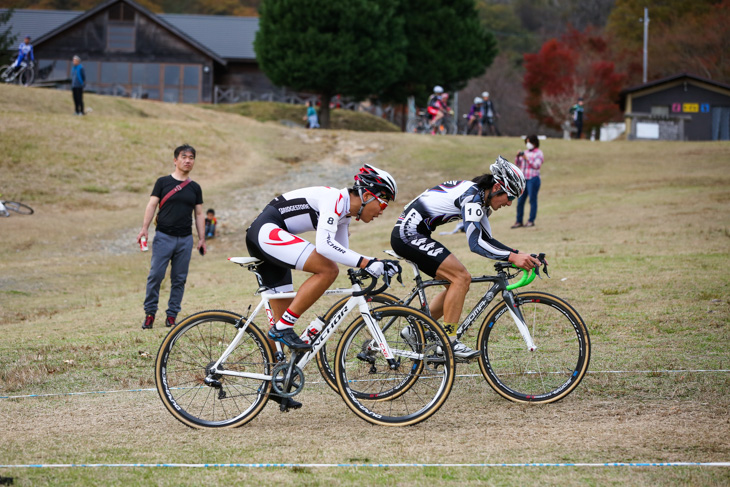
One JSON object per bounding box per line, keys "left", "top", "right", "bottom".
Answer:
{"left": 523, "top": 28, "right": 627, "bottom": 133}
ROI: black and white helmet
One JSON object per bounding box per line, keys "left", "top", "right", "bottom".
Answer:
{"left": 354, "top": 164, "right": 398, "bottom": 201}
{"left": 490, "top": 156, "right": 526, "bottom": 199}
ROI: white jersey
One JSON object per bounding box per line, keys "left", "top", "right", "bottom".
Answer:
{"left": 265, "top": 186, "right": 371, "bottom": 268}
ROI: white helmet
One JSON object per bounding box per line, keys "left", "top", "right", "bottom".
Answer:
{"left": 473, "top": 97, "right": 483, "bottom": 104}
{"left": 481, "top": 91, "right": 489, "bottom": 98}
{"left": 433, "top": 85, "right": 444, "bottom": 94}
{"left": 490, "top": 156, "right": 525, "bottom": 199}
{"left": 354, "top": 164, "right": 398, "bottom": 202}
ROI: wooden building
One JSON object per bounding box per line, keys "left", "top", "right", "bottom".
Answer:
{"left": 620, "top": 74, "right": 730, "bottom": 141}
{"left": 1, "top": 0, "right": 277, "bottom": 103}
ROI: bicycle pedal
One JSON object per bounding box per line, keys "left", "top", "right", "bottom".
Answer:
{"left": 272, "top": 395, "right": 302, "bottom": 412}
{"left": 426, "top": 355, "right": 446, "bottom": 364}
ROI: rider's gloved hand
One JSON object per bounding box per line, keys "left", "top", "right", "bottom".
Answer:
{"left": 383, "top": 260, "right": 401, "bottom": 278}
{"left": 364, "top": 259, "right": 385, "bottom": 278}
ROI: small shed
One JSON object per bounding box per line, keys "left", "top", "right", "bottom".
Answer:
{"left": 620, "top": 73, "right": 730, "bottom": 141}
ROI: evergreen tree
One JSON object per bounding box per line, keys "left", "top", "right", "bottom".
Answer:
{"left": 254, "top": 0, "right": 406, "bottom": 128}
{"left": 0, "top": 9, "right": 17, "bottom": 66}
{"left": 380, "top": 0, "right": 498, "bottom": 106}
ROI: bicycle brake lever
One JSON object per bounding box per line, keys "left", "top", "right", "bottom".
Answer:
{"left": 536, "top": 252, "right": 550, "bottom": 278}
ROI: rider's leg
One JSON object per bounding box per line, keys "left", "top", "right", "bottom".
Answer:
{"left": 433, "top": 254, "right": 470, "bottom": 336}
{"left": 271, "top": 249, "right": 338, "bottom": 329}
{"left": 431, "top": 112, "right": 444, "bottom": 133}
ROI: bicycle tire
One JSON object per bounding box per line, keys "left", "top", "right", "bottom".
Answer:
{"left": 334, "top": 305, "right": 455, "bottom": 426}
{"left": 0, "top": 65, "right": 11, "bottom": 81}
{"left": 316, "top": 292, "right": 400, "bottom": 393}
{"left": 476, "top": 291, "right": 590, "bottom": 404}
{"left": 18, "top": 66, "right": 34, "bottom": 86}
{"left": 3, "top": 201, "right": 34, "bottom": 215}
{"left": 155, "top": 310, "right": 274, "bottom": 429}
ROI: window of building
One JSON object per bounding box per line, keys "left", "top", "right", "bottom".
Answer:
{"left": 651, "top": 106, "right": 669, "bottom": 116}
{"left": 107, "top": 4, "right": 136, "bottom": 51}
{"left": 101, "top": 62, "right": 129, "bottom": 84}
{"left": 132, "top": 63, "right": 160, "bottom": 100}
{"left": 109, "top": 3, "right": 135, "bottom": 22}
{"left": 37, "top": 59, "right": 68, "bottom": 81}
{"left": 53, "top": 60, "right": 200, "bottom": 103}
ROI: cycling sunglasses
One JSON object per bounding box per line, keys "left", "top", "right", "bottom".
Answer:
{"left": 365, "top": 189, "right": 389, "bottom": 210}
{"left": 495, "top": 187, "right": 516, "bottom": 201}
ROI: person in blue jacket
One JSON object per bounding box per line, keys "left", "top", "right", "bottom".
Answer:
{"left": 70, "top": 55, "right": 86, "bottom": 116}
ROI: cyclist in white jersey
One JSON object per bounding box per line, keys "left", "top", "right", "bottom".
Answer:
{"left": 391, "top": 156, "right": 542, "bottom": 359}
{"left": 246, "top": 165, "right": 400, "bottom": 354}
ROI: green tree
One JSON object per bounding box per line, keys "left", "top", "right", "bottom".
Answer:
{"left": 380, "top": 0, "right": 498, "bottom": 106}
{"left": 254, "top": 0, "right": 406, "bottom": 128}
{"left": 0, "top": 9, "right": 17, "bottom": 66}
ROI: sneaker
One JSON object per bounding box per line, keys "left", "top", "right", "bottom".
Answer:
{"left": 452, "top": 340, "right": 479, "bottom": 359}
{"left": 166, "top": 316, "right": 176, "bottom": 327}
{"left": 142, "top": 314, "right": 155, "bottom": 330}
{"left": 268, "top": 327, "right": 313, "bottom": 350}
{"left": 400, "top": 325, "right": 418, "bottom": 348}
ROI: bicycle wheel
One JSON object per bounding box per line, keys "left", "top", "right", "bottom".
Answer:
{"left": 316, "top": 292, "right": 399, "bottom": 393}
{"left": 476, "top": 291, "right": 590, "bottom": 404}
{"left": 334, "top": 305, "right": 455, "bottom": 426}
{"left": 155, "top": 310, "right": 274, "bottom": 428}
{"left": 3, "top": 201, "right": 34, "bottom": 215}
{"left": 18, "top": 66, "right": 34, "bottom": 86}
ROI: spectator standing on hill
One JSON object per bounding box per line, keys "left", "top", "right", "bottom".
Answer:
{"left": 71, "top": 55, "right": 86, "bottom": 116}
{"left": 512, "top": 135, "right": 544, "bottom": 228}
{"left": 304, "top": 100, "right": 319, "bottom": 128}
{"left": 481, "top": 91, "right": 500, "bottom": 136}
{"left": 569, "top": 97, "right": 584, "bottom": 139}
{"left": 137, "top": 145, "right": 206, "bottom": 330}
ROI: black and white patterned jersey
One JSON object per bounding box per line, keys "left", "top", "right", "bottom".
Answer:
{"left": 264, "top": 186, "right": 370, "bottom": 268}
{"left": 396, "top": 180, "right": 516, "bottom": 260}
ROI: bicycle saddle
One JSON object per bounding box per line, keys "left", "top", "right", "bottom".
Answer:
{"left": 228, "top": 257, "right": 263, "bottom": 266}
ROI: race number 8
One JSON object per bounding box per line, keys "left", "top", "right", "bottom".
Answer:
{"left": 464, "top": 202, "right": 484, "bottom": 222}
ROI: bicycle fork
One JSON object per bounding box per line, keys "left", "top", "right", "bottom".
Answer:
{"left": 501, "top": 291, "right": 537, "bottom": 352}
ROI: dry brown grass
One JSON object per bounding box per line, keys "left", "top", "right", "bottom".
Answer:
{"left": 1, "top": 83, "right": 729, "bottom": 485}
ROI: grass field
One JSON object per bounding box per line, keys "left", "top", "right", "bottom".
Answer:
{"left": 1, "top": 83, "right": 729, "bottom": 486}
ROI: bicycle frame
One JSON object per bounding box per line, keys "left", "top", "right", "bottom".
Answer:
{"left": 386, "top": 253, "right": 537, "bottom": 351}
{"left": 206, "top": 278, "right": 405, "bottom": 383}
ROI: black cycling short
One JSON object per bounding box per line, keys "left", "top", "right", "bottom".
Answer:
{"left": 390, "top": 225, "right": 451, "bottom": 278}
{"left": 245, "top": 206, "right": 315, "bottom": 292}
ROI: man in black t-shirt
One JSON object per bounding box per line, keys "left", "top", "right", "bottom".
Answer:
{"left": 137, "top": 145, "right": 206, "bottom": 329}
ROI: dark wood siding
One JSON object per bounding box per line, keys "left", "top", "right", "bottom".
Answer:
{"left": 34, "top": 6, "right": 215, "bottom": 103}
{"left": 630, "top": 82, "right": 730, "bottom": 141}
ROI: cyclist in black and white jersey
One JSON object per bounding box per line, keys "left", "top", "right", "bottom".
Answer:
{"left": 391, "top": 156, "right": 542, "bottom": 359}
{"left": 246, "top": 165, "right": 400, "bottom": 353}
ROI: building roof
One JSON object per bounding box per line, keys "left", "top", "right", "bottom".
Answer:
{"left": 159, "top": 14, "right": 258, "bottom": 60}
{"left": 621, "top": 73, "right": 730, "bottom": 96}
{"left": 0, "top": 3, "right": 259, "bottom": 62}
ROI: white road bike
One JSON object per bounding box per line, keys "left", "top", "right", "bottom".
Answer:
{"left": 155, "top": 257, "right": 455, "bottom": 428}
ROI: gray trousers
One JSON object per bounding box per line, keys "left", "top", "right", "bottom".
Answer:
{"left": 144, "top": 231, "right": 193, "bottom": 317}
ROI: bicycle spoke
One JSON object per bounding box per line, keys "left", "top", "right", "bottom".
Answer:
{"left": 156, "top": 311, "right": 272, "bottom": 428}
